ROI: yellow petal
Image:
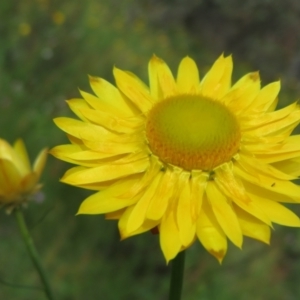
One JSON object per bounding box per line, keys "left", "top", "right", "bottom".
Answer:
{"left": 0, "top": 139, "right": 28, "bottom": 176}
{"left": 33, "top": 148, "right": 48, "bottom": 179}
{"left": 113, "top": 67, "right": 153, "bottom": 113}
{"left": 131, "top": 219, "right": 160, "bottom": 236}
{"left": 238, "top": 151, "right": 296, "bottom": 181}
{"left": 232, "top": 72, "right": 260, "bottom": 89}
{"left": 119, "top": 205, "right": 159, "bottom": 239}
{"left": 0, "top": 159, "right": 22, "bottom": 192}
{"left": 221, "top": 74, "right": 260, "bottom": 114}
{"left": 215, "top": 162, "right": 271, "bottom": 225}
{"left": 196, "top": 198, "right": 227, "bottom": 263}
{"left": 67, "top": 98, "right": 91, "bottom": 121}
{"left": 249, "top": 192, "right": 300, "bottom": 227}
{"left": 54, "top": 117, "right": 115, "bottom": 142}
{"left": 126, "top": 172, "right": 163, "bottom": 233}
{"left": 77, "top": 182, "right": 118, "bottom": 191}
{"left": 190, "top": 171, "right": 208, "bottom": 222}
{"left": 248, "top": 81, "right": 280, "bottom": 113}
{"left": 50, "top": 144, "right": 83, "bottom": 161}
{"left": 248, "top": 106, "right": 300, "bottom": 137}
{"left": 148, "top": 55, "right": 177, "bottom": 99}
{"left": 66, "top": 134, "right": 84, "bottom": 146}
{"left": 242, "top": 102, "right": 298, "bottom": 131}
{"left": 176, "top": 173, "right": 196, "bottom": 247}
{"left": 146, "top": 168, "right": 176, "bottom": 220}
{"left": 105, "top": 208, "right": 125, "bottom": 220}
{"left": 267, "top": 96, "right": 278, "bottom": 112}
{"left": 77, "top": 177, "right": 141, "bottom": 214}
{"left": 80, "top": 90, "right": 128, "bottom": 117}
{"left": 53, "top": 144, "right": 145, "bottom": 168}
{"left": 253, "top": 135, "right": 300, "bottom": 163}
{"left": 159, "top": 210, "right": 182, "bottom": 263}
{"left": 79, "top": 107, "right": 143, "bottom": 134}
{"left": 70, "top": 151, "right": 119, "bottom": 161}
{"left": 89, "top": 75, "right": 135, "bottom": 116}
{"left": 234, "top": 204, "right": 271, "bottom": 244}
{"left": 13, "top": 139, "right": 31, "bottom": 173}
{"left": 272, "top": 157, "right": 300, "bottom": 176}
{"left": 243, "top": 133, "right": 290, "bottom": 150}
{"left": 82, "top": 139, "right": 141, "bottom": 155}
{"left": 0, "top": 139, "right": 15, "bottom": 161}
{"left": 199, "top": 54, "right": 232, "bottom": 99}
{"left": 20, "top": 172, "right": 38, "bottom": 193}
{"left": 206, "top": 181, "right": 242, "bottom": 248}
{"left": 242, "top": 179, "right": 298, "bottom": 203}
{"left": 177, "top": 56, "right": 200, "bottom": 93}
{"left": 118, "top": 205, "right": 134, "bottom": 238}
{"left": 235, "top": 162, "right": 300, "bottom": 202}
{"left": 148, "top": 55, "right": 163, "bottom": 100}
{"left": 50, "top": 144, "right": 120, "bottom": 163}
{"left": 117, "top": 157, "right": 161, "bottom": 199}
{"left": 61, "top": 158, "right": 149, "bottom": 185}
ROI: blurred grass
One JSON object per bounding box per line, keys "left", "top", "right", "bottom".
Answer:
{"left": 2, "top": 0, "right": 300, "bottom": 299}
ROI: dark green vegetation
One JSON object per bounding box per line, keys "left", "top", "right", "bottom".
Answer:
{"left": 1, "top": 0, "right": 300, "bottom": 299}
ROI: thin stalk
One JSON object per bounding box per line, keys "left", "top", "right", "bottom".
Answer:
{"left": 168, "top": 250, "right": 185, "bottom": 300}
{"left": 14, "top": 208, "right": 55, "bottom": 300}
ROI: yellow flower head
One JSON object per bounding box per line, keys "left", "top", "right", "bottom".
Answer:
{"left": 0, "top": 139, "right": 47, "bottom": 211}
{"left": 51, "top": 55, "right": 300, "bottom": 263}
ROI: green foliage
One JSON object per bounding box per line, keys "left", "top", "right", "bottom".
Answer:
{"left": 1, "top": 0, "right": 300, "bottom": 299}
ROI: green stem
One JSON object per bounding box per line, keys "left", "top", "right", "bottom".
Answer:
{"left": 168, "top": 250, "right": 185, "bottom": 300}
{"left": 14, "top": 208, "right": 55, "bottom": 300}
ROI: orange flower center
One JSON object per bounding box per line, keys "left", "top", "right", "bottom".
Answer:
{"left": 145, "top": 95, "right": 241, "bottom": 171}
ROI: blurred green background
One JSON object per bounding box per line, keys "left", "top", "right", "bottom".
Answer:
{"left": 2, "top": 0, "right": 300, "bottom": 299}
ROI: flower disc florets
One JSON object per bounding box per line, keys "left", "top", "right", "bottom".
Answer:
{"left": 146, "top": 95, "right": 241, "bottom": 171}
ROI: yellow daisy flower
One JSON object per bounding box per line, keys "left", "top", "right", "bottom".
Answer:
{"left": 51, "top": 55, "right": 300, "bottom": 263}
{"left": 0, "top": 139, "right": 47, "bottom": 211}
